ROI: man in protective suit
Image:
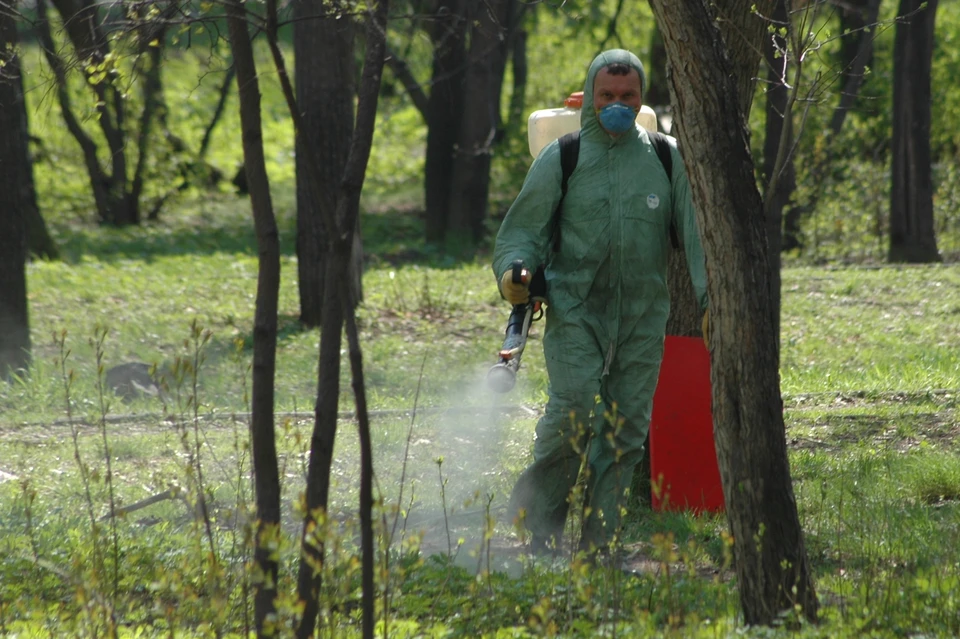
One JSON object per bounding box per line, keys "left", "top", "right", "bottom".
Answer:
{"left": 493, "top": 49, "right": 709, "bottom": 556}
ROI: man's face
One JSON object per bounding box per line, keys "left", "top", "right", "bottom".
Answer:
{"left": 593, "top": 67, "right": 642, "bottom": 113}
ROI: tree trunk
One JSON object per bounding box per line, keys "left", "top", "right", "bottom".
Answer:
{"left": 663, "top": 0, "right": 771, "bottom": 335}
{"left": 504, "top": 4, "right": 529, "bottom": 140}
{"left": 645, "top": 20, "right": 670, "bottom": 110}
{"left": 762, "top": 0, "right": 794, "bottom": 344}
{"left": 225, "top": 2, "right": 283, "bottom": 634}
{"left": 649, "top": 0, "right": 818, "bottom": 625}
{"left": 25, "top": 206, "right": 59, "bottom": 260}
{"left": 832, "top": 0, "right": 882, "bottom": 134}
{"left": 0, "top": 1, "right": 33, "bottom": 378}
{"left": 446, "top": 0, "right": 514, "bottom": 243}
{"left": 48, "top": 0, "right": 137, "bottom": 225}
{"left": 294, "top": 0, "right": 359, "bottom": 327}
{"left": 424, "top": 0, "right": 467, "bottom": 242}
{"left": 289, "top": 0, "right": 390, "bottom": 634}
{"left": 889, "top": 0, "right": 940, "bottom": 263}
{"left": 36, "top": 0, "right": 145, "bottom": 225}
{"left": 783, "top": 0, "right": 882, "bottom": 250}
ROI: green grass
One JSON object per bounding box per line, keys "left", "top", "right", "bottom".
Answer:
{"left": 2, "top": 203, "right": 959, "bottom": 636}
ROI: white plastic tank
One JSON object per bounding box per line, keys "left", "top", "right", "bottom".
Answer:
{"left": 527, "top": 91, "right": 658, "bottom": 157}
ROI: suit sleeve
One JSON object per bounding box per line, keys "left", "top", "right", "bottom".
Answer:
{"left": 492, "top": 142, "right": 564, "bottom": 288}
{"left": 669, "top": 146, "right": 709, "bottom": 312}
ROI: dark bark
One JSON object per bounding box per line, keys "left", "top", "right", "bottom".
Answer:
{"left": 385, "top": 46, "right": 429, "bottom": 119}
{"left": 645, "top": 19, "right": 670, "bottom": 109}
{"left": 649, "top": 0, "right": 818, "bottom": 625}
{"left": 0, "top": 0, "right": 33, "bottom": 378}
{"left": 889, "top": 0, "right": 940, "bottom": 263}
{"left": 131, "top": 37, "right": 164, "bottom": 218}
{"left": 424, "top": 0, "right": 467, "bottom": 242}
{"left": 831, "top": 0, "right": 882, "bottom": 134}
{"left": 446, "top": 0, "right": 514, "bottom": 242}
{"left": 2, "top": 3, "right": 58, "bottom": 260}
{"left": 638, "top": 0, "right": 774, "bottom": 509}
{"left": 782, "top": 0, "right": 882, "bottom": 250}
{"left": 36, "top": 0, "right": 186, "bottom": 225}
{"left": 664, "top": 0, "right": 772, "bottom": 337}
{"left": 504, "top": 3, "right": 529, "bottom": 139}
{"left": 35, "top": 0, "right": 115, "bottom": 223}
{"left": 762, "top": 0, "right": 794, "bottom": 343}
{"left": 294, "top": 0, "right": 358, "bottom": 327}
{"left": 257, "top": 3, "right": 350, "bottom": 631}
{"left": 297, "top": 255, "right": 345, "bottom": 639}
{"left": 47, "top": 0, "right": 136, "bottom": 225}
{"left": 330, "top": 5, "right": 390, "bottom": 631}
{"left": 25, "top": 204, "right": 59, "bottom": 260}
{"left": 225, "top": 2, "right": 283, "bottom": 634}
{"left": 276, "top": 0, "right": 389, "bottom": 635}
{"left": 199, "top": 65, "right": 236, "bottom": 160}
{"left": 710, "top": 1, "right": 772, "bottom": 117}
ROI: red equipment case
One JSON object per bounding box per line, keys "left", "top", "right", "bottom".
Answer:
{"left": 649, "top": 336, "right": 725, "bottom": 513}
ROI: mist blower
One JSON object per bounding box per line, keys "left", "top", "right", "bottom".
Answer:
{"left": 487, "top": 260, "right": 546, "bottom": 393}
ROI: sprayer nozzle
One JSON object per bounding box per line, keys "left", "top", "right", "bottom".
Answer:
{"left": 486, "top": 364, "right": 517, "bottom": 394}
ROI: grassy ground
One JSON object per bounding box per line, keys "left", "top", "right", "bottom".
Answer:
{"left": 1, "top": 204, "right": 959, "bottom": 637}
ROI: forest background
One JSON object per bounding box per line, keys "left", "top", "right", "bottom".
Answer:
{"left": 1, "top": 1, "right": 960, "bottom": 638}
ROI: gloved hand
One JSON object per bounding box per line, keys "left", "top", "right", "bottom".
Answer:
{"left": 702, "top": 310, "right": 710, "bottom": 349}
{"left": 500, "top": 268, "right": 531, "bottom": 305}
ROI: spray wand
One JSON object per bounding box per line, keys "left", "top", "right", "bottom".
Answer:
{"left": 487, "top": 260, "right": 546, "bottom": 393}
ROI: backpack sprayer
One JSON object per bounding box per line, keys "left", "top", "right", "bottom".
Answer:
{"left": 487, "top": 260, "right": 546, "bottom": 393}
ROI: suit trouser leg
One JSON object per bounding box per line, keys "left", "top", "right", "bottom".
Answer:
{"left": 580, "top": 336, "right": 663, "bottom": 550}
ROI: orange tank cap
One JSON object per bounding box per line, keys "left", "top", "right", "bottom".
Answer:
{"left": 564, "top": 91, "right": 584, "bottom": 108}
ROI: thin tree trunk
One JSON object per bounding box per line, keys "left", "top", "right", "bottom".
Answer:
{"left": 225, "top": 2, "right": 283, "bottom": 633}
{"left": 649, "top": 0, "right": 818, "bottom": 624}
{"left": 198, "top": 65, "right": 236, "bottom": 161}
{"left": 889, "top": 0, "right": 940, "bottom": 263}
{"left": 131, "top": 37, "right": 164, "bottom": 215}
{"left": 267, "top": 0, "right": 389, "bottom": 634}
{"left": 35, "top": 0, "right": 114, "bottom": 222}
{"left": 330, "top": 4, "right": 391, "bottom": 629}
{"left": 0, "top": 0, "right": 33, "bottom": 378}
{"left": 645, "top": 19, "right": 670, "bottom": 109}
{"left": 782, "top": 0, "right": 882, "bottom": 250}
{"left": 831, "top": 0, "right": 882, "bottom": 134}
{"left": 504, "top": 6, "right": 528, "bottom": 140}
{"left": 424, "top": 0, "right": 467, "bottom": 242}
{"left": 762, "top": 0, "right": 793, "bottom": 344}
{"left": 48, "top": 0, "right": 135, "bottom": 225}
{"left": 446, "top": 0, "right": 514, "bottom": 242}
{"left": 258, "top": 2, "right": 348, "bottom": 633}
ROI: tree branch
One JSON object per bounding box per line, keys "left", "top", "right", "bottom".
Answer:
{"left": 385, "top": 45, "right": 429, "bottom": 119}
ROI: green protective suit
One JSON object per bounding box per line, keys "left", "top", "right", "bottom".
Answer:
{"left": 493, "top": 49, "right": 709, "bottom": 549}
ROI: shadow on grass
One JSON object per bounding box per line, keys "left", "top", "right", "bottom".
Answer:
{"left": 48, "top": 192, "right": 494, "bottom": 269}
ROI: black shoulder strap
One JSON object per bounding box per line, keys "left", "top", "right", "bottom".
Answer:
{"left": 650, "top": 131, "right": 681, "bottom": 250}
{"left": 558, "top": 130, "right": 581, "bottom": 196}
{"left": 548, "top": 131, "right": 581, "bottom": 252}
{"left": 649, "top": 131, "right": 673, "bottom": 181}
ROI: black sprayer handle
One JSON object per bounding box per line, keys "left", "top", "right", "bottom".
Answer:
{"left": 511, "top": 259, "right": 524, "bottom": 285}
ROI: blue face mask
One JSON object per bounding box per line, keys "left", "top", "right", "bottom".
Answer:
{"left": 596, "top": 102, "right": 638, "bottom": 135}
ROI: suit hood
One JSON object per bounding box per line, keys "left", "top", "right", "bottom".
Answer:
{"left": 581, "top": 49, "right": 647, "bottom": 138}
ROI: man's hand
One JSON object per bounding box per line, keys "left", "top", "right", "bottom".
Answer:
{"left": 702, "top": 310, "right": 710, "bottom": 349}
{"left": 500, "top": 268, "right": 531, "bottom": 305}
